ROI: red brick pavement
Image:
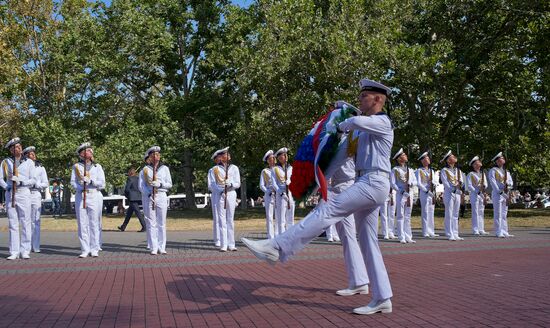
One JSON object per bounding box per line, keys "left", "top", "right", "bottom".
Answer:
{"left": 1, "top": 228, "right": 549, "bottom": 327}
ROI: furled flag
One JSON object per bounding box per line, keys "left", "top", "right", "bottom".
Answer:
{"left": 289, "top": 101, "right": 361, "bottom": 202}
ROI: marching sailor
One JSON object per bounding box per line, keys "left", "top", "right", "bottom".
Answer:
{"left": 488, "top": 152, "right": 514, "bottom": 238}
{"left": 415, "top": 151, "right": 439, "bottom": 238}
{"left": 139, "top": 146, "right": 172, "bottom": 255}
{"left": 272, "top": 147, "right": 295, "bottom": 234}
{"left": 23, "top": 146, "right": 49, "bottom": 253}
{"left": 71, "top": 142, "right": 106, "bottom": 258}
{"left": 0, "top": 138, "right": 35, "bottom": 260}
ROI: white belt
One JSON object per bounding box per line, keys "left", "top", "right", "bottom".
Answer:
{"left": 356, "top": 170, "right": 390, "bottom": 179}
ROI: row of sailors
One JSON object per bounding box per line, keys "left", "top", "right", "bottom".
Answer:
{"left": 257, "top": 147, "right": 514, "bottom": 244}
{"left": 0, "top": 137, "right": 172, "bottom": 259}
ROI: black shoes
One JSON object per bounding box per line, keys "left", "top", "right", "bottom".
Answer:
{"left": 118, "top": 226, "right": 125, "bottom": 232}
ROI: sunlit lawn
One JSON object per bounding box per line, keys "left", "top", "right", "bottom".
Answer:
{"left": 3, "top": 206, "right": 548, "bottom": 232}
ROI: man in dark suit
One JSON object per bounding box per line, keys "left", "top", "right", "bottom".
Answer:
{"left": 118, "top": 167, "right": 146, "bottom": 232}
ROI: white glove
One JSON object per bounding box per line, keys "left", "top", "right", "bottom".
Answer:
{"left": 151, "top": 180, "right": 161, "bottom": 188}
{"left": 428, "top": 191, "right": 434, "bottom": 198}
{"left": 402, "top": 192, "right": 410, "bottom": 198}
{"left": 338, "top": 120, "right": 351, "bottom": 132}
{"left": 224, "top": 181, "right": 232, "bottom": 187}
{"left": 10, "top": 176, "right": 20, "bottom": 183}
{"left": 81, "top": 176, "right": 91, "bottom": 184}
{"left": 282, "top": 193, "right": 289, "bottom": 202}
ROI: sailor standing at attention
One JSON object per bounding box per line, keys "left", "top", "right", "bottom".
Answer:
{"left": 71, "top": 142, "right": 105, "bottom": 258}
{"left": 0, "top": 138, "right": 36, "bottom": 260}
{"left": 415, "top": 151, "right": 439, "bottom": 238}
{"left": 488, "top": 152, "right": 514, "bottom": 238}
{"left": 440, "top": 150, "right": 465, "bottom": 241}
{"left": 272, "top": 147, "right": 295, "bottom": 234}
{"left": 467, "top": 156, "right": 489, "bottom": 236}
{"left": 391, "top": 148, "right": 417, "bottom": 244}
{"left": 208, "top": 149, "right": 223, "bottom": 247}
{"left": 23, "top": 146, "right": 49, "bottom": 253}
{"left": 139, "top": 146, "right": 172, "bottom": 255}
{"left": 260, "top": 150, "right": 277, "bottom": 239}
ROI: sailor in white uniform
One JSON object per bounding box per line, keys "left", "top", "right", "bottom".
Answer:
{"left": 208, "top": 149, "right": 224, "bottom": 247}
{"left": 71, "top": 142, "right": 106, "bottom": 258}
{"left": 466, "top": 156, "right": 489, "bottom": 236}
{"left": 440, "top": 150, "right": 465, "bottom": 241}
{"left": 242, "top": 78, "right": 395, "bottom": 315}
{"left": 488, "top": 152, "right": 514, "bottom": 238}
{"left": 415, "top": 152, "right": 439, "bottom": 238}
{"left": 139, "top": 146, "right": 172, "bottom": 255}
{"left": 23, "top": 146, "right": 49, "bottom": 253}
{"left": 0, "top": 138, "right": 36, "bottom": 260}
{"left": 259, "top": 150, "right": 277, "bottom": 239}
{"left": 272, "top": 148, "right": 295, "bottom": 234}
{"left": 391, "top": 148, "right": 417, "bottom": 244}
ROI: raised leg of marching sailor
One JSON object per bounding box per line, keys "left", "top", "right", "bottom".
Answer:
{"left": 30, "top": 189, "right": 42, "bottom": 252}
{"left": 335, "top": 214, "right": 369, "bottom": 293}
{"left": 7, "top": 190, "right": 32, "bottom": 258}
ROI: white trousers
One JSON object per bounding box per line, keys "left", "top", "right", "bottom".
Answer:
{"left": 211, "top": 193, "right": 220, "bottom": 245}
{"left": 275, "top": 191, "right": 295, "bottom": 235}
{"left": 144, "top": 192, "right": 168, "bottom": 253}
{"left": 326, "top": 224, "right": 340, "bottom": 240}
{"left": 216, "top": 190, "right": 237, "bottom": 249}
{"left": 6, "top": 189, "right": 32, "bottom": 256}
{"left": 263, "top": 193, "right": 275, "bottom": 239}
{"left": 419, "top": 192, "right": 435, "bottom": 236}
{"left": 395, "top": 193, "right": 413, "bottom": 241}
{"left": 443, "top": 192, "right": 461, "bottom": 238}
{"left": 30, "top": 190, "right": 42, "bottom": 252}
{"left": 492, "top": 193, "right": 509, "bottom": 236}
{"left": 379, "top": 199, "right": 395, "bottom": 238}
{"left": 274, "top": 173, "right": 392, "bottom": 302}
{"left": 141, "top": 195, "right": 152, "bottom": 249}
{"left": 75, "top": 191, "right": 101, "bottom": 254}
{"left": 471, "top": 194, "right": 486, "bottom": 233}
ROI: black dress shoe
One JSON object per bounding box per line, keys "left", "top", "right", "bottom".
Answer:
{"left": 138, "top": 228, "right": 146, "bottom": 232}
{"left": 117, "top": 226, "right": 125, "bottom": 232}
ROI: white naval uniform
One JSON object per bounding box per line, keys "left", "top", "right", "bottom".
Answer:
{"left": 260, "top": 167, "right": 276, "bottom": 239}
{"left": 273, "top": 113, "right": 394, "bottom": 303}
{"left": 208, "top": 166, "right": 221, "bottom": 246}
{"left": 441, "top": 167, "right": 465, "bottom": 240}
{"left": 488, "top": 167, "right": 513, "bottom": 237}
{"left": 272, "top": 164, "right": 295, "bottom": 234}
{"left": 139, "top": 169, "right": 152, "bottom": 250}
{"left": 329, "top": 157, "right": 369, "bottom": 289}
{"left": 379, "top": 188, "right": 396, "bottom": 239}
{"left": 0, "top": 157, "right": 35, "bottom": 257}
{"left": 415, "top": 167, "right": 438, "bottom": 237}
{"left": 209, "top": 164, "right": 241, "bottom": 250}
{"left": 29, "top": 161, "right": 48, "bottom": 252}
{"left": 467, "top": 171, "right": 488, "bottom": 234}
{"left": 391, "top": 165, "right": 417, "bottom": 242}
{"left": 139, "top": 163, "right": 172, "bottom": 254}
{"left": 71, "top": 161, "right": 105, "bottom": 255}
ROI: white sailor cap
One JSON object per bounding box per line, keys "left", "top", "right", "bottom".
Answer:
{"left": 392, "top": 148, "right": 404, "bottom": 160}
{"left": 145, "top": 146, "right": 161, "bottom": 158}
{"left": 5, "top": 137, "right": 21, "bottom": 149}
{"left": 275, "top": 147, "right": 288, "bottom": 157}
{"left": 263, "top": 149, "right": 274, "bottom": 162}
{"left": 469, "top": 156, "right": 480, "bottom": 167}
{"left": 417, "top": 151, "right": 429, "bottom": 161}
{"left": 491, "top": 152, "right": 504, "bottom": 162}
{"left": 23, "top": 146, "right": 36, "bottom": 155}
{"left": 211, "top": 147, "right": 229, "bottom": 160}
{"left": 441, "top": 150, "right": 453, "bottom": 163}
{"left": 76, "top": 142, "right": 92, "bottom": 155}
{"left": 359, "top": 78, "right": 391, "bottom": 96}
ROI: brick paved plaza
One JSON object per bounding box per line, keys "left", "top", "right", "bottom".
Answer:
{"left": 1, "top": 226, "right": 549, "bottom": 327}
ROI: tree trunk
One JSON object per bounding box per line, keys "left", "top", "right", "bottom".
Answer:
{"left": 240, "top": 175, "right": 247, "bottom": 209}
{"left": 183, "top": 148, "right": 196, "bottom": 209}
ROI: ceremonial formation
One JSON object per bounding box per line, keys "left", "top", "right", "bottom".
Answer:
{"left": 0, "top": 78, "right": 517, "bottom": 318}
